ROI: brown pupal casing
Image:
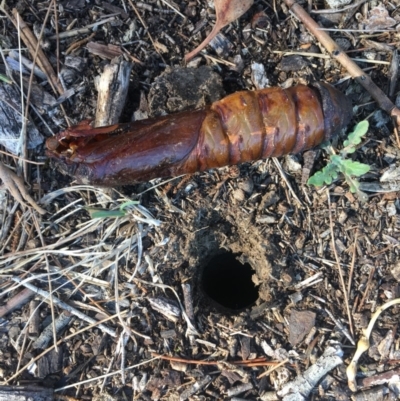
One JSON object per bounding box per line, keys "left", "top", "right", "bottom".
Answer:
{"left": 46, "top": 82, "right": 352, "bottom": 186}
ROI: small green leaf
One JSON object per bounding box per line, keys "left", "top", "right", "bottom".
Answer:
{"left": 308, "top": 162, "right": 339, "bottom": 187}
{"left": 340, "top": 160, "right": 370, "bottom": 176}
{"left": 85, "top": 207, "right": 126, "bottom": 219}
{"left": 343, "top": 121, "right": 369, "bottom": 148}
{"left": 330, "top": 154, "right": 342, "bottom": 165}
{"left": 308, "top": 171, "right": 327, "bottom": 187}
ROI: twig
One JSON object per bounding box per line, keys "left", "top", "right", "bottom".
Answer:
{"left": 126, "top": 0, "right": 162, "bottom": 59}
{"left": 47, "top": 16, "right": 116, "bottom": 40}
{"left": 357, "top": 265, "right": 376, "bottom": 312}
{"left": 134, "top": 278, "right": 200, "bottom": 336}
{"left": 32, "top": 213, "right": 58, "bottom": 352}
{"left": 32, "top": 311, "right": 72, "bottom": 350}
{"left": 65, "top": 32, "right": 96, "bottom": 55}
{"left": 158, "top": 0, "right": 186, "bottom": 19}
{"left": 272, "top": 157, "right": 303, "bottom": 206}
{"left": 3, "top": 311, "right": 126, "bottom": 384}
{"left": 54, "top": 357, "right": 161, "bottom": 392}
{"left": 0, "top": 287, "right": 35, "bottom": 318}
{"left": 10, "top": 8, "right": 64, "bottom": 96}
{"left": 8, "top": 50, "right": 47, "bottom": 80}
{"left": 347, "top": 229, "right": 358, "bottom": 298}
{"left": 11, "top": 276, "right": 116, "bottom": 337}
{"left": 327, "top": 190, "right": 354, "bottom": 339}
{"left": 53, "top": 1, "right": 60, "bottom": 78}
{"left": 282, "top": 0, "right": 400, "bottom": 130}
{"left": 257, "top": 358, "right": 290, "bottom": 379}
{"left": 151, "top": 353, "right": 283, "bottom": 367}
{"left": 278, "top": 345, "right": 343, "bottom": 400}
{"left": 324, "top": 307, "right": 355, "bottom": 345}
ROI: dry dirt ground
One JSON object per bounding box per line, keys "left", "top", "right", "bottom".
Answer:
{"left": 1, "top": 0, "right": 400, "bottom": 400}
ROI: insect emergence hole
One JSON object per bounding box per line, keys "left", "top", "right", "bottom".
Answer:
{"left": 201, "top": 251, "right": 259, "bottom": 311}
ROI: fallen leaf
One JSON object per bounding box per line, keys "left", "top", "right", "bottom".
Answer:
{"left": 0, "top": 162, "right": 46, "bottom": 214}
{"left": 185, "top": 0, "right": 253, "bottom": 62}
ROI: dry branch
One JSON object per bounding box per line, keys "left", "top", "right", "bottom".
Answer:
{"left": 0, "top": 287, "right": 35, "bottom": 318}
{"left": 11, "top": 9, "right": 64, "bottom": 96}
{"left": 282, "top": 0, "right": 400, "bottom": 127}
{"left": 12, "top": 277, "right": 117, "bottom": 337}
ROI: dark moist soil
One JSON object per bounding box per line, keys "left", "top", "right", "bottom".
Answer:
{"left": 1, "top": 0, "right": 400, "bottom": 400}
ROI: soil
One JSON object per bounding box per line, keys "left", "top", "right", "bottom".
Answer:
{"left": 1, "top": 1, "right": 400, "bottom": 401}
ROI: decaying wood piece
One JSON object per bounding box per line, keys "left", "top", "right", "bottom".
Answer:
{"left": 28, "top": 299, "right": 40, "bottom": 339}
{"left": 0, "top": 83, "right": 43, "bottom": 154}
{"left": 8, "top": 50, "right": 47, "bottom": 80}
{"left": 0, "top": 385, "right": 53, "bottom": 401}
{"left": 87, "top": 42, "right": 124, "bottom": 60}
{"left": 46, "top": 82, "right": 352, "bottom": 186}
{"left": 0, "top": 287, "right": 35, "bottom": 318}
{"left": 95, "top": 56, "right": 133, "bottom": 127}
{"left": 32, "top": 311, "right": 72, "bottom": 350}
{"left": 277, "top": 344, "right": 343, "bottom": 400}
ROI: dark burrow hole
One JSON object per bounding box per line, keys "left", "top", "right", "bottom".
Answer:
{"left": 201, "top": 252, "right": 259, "bottom": 311}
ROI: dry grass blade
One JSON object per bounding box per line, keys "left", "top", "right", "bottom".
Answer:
{"left": 54, "top": 356, "right": 161, "bottom": 392}
{"left": 10, "top": 8, "right": 64, "bottom": 96}
{"left": 327, "top": 190, "right": 354, "bottom": 339}
{"left": 185, "top": 0, "right": 254, "bottom": 61}
{"left": 3, "top": 311, "right": 128, "bottom": 384}
{"left": 11, "top": 276, "right": 117, "bottom": 337}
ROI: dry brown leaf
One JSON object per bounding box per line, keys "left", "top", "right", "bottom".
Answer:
{"left": 185, "top": 0, "right": 254, "bottom": 62}
{"left": 0, "top": 162, "right": 46, "bottom": 214}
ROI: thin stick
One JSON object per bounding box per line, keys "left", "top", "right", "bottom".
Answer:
{"left": 54, "top": 356, "right": 161, "bottom": 391}
{"left": 158, "top": 0, "right": 186, "bottom": 19}
{"left": 11, "top": 8, "right": 63, "bottom": 96}
{"left": 347, "top": 230, "right": 358, "bottom": 298}
{"left": 126, "top": 0, "right": 162, "bottom": 59}
{"left": 327, "top": 190, "right": 354, "bottom": 338}
{"left": 257, "top": 358, "right": 290, "bottom": 379}
{"left": 53, "top": 1, "right": 60, "bottom": 78}
{"left": 0, "top": 150, "right": 45, "bottom": 164}
{"left": 3, "top": 312, "right": 125, "bottom": 384}
{"left": 151, "top": 353, "right": 283, "bottom": 367}
{"left": 282, "top": 0, "right": 400, "bottom": 128}
{"left": 272, "top": 157, "right": 303, "bottom": 206}
{"left": 32, "top": 213, "right": 58, "bottom": 352}
{"left": 11, "top": 276, "right": 117, "bottom": 337}
{"left": 47, "top": 16, "right": 116, "bottom": 40}
{"left": 393, "top": 125, "right": 400, "bottom": 149}
{"left": 357, "top": 265, "right": 376, "bottom": 312}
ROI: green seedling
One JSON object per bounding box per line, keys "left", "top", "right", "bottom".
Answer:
{"left": 308, "top": 121, "right": 370, "bottom": 199}
{"left": 85, "top": 200, "right": 140, "bottom": 219}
